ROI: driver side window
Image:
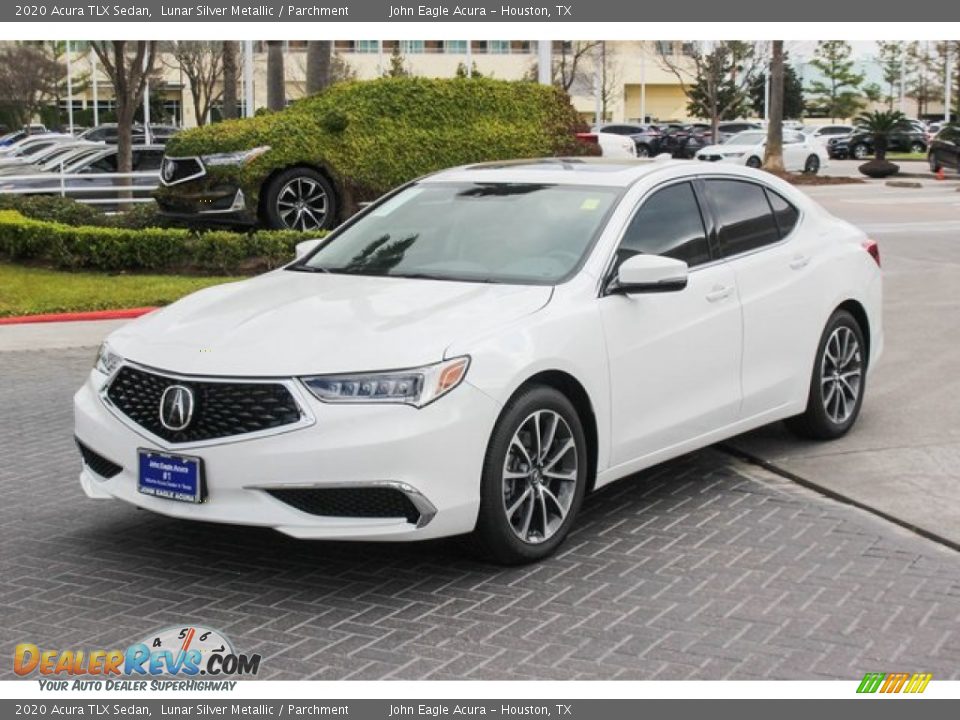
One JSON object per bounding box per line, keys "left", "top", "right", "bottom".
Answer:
{"left": 615, "top": 182, "right": 711, "bottom": 269}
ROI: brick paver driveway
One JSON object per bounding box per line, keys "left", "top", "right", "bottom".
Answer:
{"left": 2, "top": 348, "right": 958, "bottom": 680}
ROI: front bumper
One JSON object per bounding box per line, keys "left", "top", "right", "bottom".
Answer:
{"left": 154, "top": 180, "right": 258, "bottom": 226}
{"left": 74, "top": 368, "right": 500, "bottom": 541}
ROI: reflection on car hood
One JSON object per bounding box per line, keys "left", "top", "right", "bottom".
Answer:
{"left": 108, "top": 270, "right": 554, "bottom": 377}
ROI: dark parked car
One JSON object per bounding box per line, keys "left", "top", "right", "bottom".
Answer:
{"left": 78, "top": 123, "right": 180, "bottom": 144}
{"left": 828, "top": 127, "right": 927, "bottom": 159}
{"left": 927, "top": 124, "right": 959, "bottom": 173}
{"left": 594, "top": 123, "right": 663, "bottom": 157}
{"left": 660, "top": 121, "right": 761, "bottom": 158}
{"left": 0, "top": 145, "right": 163, "bottom": 210}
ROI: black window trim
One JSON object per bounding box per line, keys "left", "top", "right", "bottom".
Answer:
{"left": 698, "top": 175, "right": 804, "bottom": 262}
{"left": 598, "top": 177, "right": 719, "bottom": 297}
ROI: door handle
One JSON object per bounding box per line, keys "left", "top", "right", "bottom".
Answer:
{"left": 705, "top": 285, "right": 733, "bottom": 303}
{"left": 790, "top": 254, "right": 811, "bottom": 270}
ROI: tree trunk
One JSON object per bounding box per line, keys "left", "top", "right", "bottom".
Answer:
{"left": 221, "top": 41, "right": 238, "bottom": 120}
{"left": 266, "top": 41, "right": 285, "bottom": 111}
{"left": 875, "top": 134, "right": 888, "bottom": 162}
{"left": 306, "top": 41, "right": 332, "bottom": 95}
{"left": 763, "top": 41, "right": 786, "bottom": 173}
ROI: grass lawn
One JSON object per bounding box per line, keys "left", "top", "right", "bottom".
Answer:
{"left": 0, "top": 263, "right": 241, "bottom": 317}
{"left": 885, "top": 152, "right": 927, "bottom": 161}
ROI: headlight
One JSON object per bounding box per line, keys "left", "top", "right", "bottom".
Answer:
{"left": 300, "top": 357, "right": 470, "bottom": 408}
{"left": 200, "top": 146, "right": 270, "bottom": 167}
{"left": 94, "top": 342, "right": 123, "bottom": 375}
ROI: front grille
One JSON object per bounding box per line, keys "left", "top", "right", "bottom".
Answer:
{"left": 76, "top": 439, "right": 123, "bottom": 478}
{"left": 161, "top": 156, "right": 204, "bottom": 185}
{"left": 105, "top": 366, "right": 302, "bottom": 444}
{"left": 266, "top": 487, "right": 421, "bottom": 524}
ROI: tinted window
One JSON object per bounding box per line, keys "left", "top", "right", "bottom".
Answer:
{"left": 765, "top": 189, "right": 800, "bottom": 238}
{"left": 706, "top": 180, "right": 780, "bottom": 256}
{"left": 86, "top": 154, "right": 117, "bottom": 173}
{"left": 134, "top": 149, "right": 164, "bottom": 171}
{"left": 616, "top": 182, "right": 711, "bottom": 268}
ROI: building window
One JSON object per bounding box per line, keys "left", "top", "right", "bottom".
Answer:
{"left": 444, "top": 41, "right": 467, "bottom": 54}
{"left": 681, "top": 42, "right": 696, "bottom": 56}
{"left": 356, "top": 40, "right": 379, "bottom": 54}
{"left": 655, "top": 41, "right": 674, "bottom": 56}
{"left": 488, "top": 40, "right": 511, "bottom": 54}
{"left": 400, "top": 40, "right": 424, "bottom": 54}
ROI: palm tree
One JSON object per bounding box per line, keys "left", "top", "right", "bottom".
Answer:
{"left": 306, "top": 41, "right": 332, "bottom": 95}
{"left": 221, "top": 41, "right": 238, "bottom": 119}
{"left": 854, "top": 110, "right": 911, "bottom": 162}
{"left": 266, "top": 41, "right": 285, "bottom": 111}
{"left": 763, "top": 41, "right": 785, "bottom": 173}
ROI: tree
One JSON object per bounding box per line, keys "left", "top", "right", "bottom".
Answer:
{"left": 524, "top": 41, "right": 600, "bottom": 93}
{"left": 592, "top": 42, "right": 621, "bottom": 121}
{"left": 306, "top": 41, "right": 332, "bottom": 94}
{"left": 749, "top": 56, "right": 804, "bottom": 119}
{"left": 221, "top": 41, "right": 238, "bottom": 120}
{"left": 658, "top": 41, "right": 765, "bottom": 142}
{"left": 763, "top": 41, "right": 785, "bottom": 173}
{"left": 45, "top": 42, "right": 91, "bottom": 130}
{"left": 167, "top": 41, "right": 222, "bottom": 127}
{"left": 877, "top": 41, "right": 905, "bottom": 110}
{"left": 855, "top": 109, "right": 910, "bottom": 162}
{"left": 0, "top": 43, "right": 62, "bottom": 128}
{"left": 266, "top": 40, "right": 285, "bottom": 111}
{"left": 806, "top": 41, "right": 864, "bottom": 122}
{"left": 90, "top": 41, "right": 158, "bottom": 185}
{"left": 385, "top": 45, "right": 410, "bottom": 77}
{"left": 863, "top": 83, "right": 884, "bottom": 106}
{"left": 935, "top": 41, "right": 960, "bottom": 118}
{"left": 455, "top": 62, "right": 484, "bottom": 79}
{"left": 905, "top": 41, "right": 940, "bottom": 119}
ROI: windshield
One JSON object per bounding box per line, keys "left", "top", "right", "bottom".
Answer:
{"left": 296, "top": 182, "right": 621, "bottom": 284}
{"left": 724, "top": 131, "right": 766, "bottom": 145}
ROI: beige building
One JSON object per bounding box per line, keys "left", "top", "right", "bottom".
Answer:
{"left": 58, "top": 40, "right": 695, "bottom": 129}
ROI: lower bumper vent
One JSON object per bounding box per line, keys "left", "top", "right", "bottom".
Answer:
{"left": 76, "top": 439, "right": 123, "bottom": 479}
{"left": 266, "top": 487, "right": 421, "bottom": 524}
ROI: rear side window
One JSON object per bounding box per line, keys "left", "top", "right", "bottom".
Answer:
{"left": 705, "top": 179, "right": 780, "bottom": 256}
{"left": 765, "top": 189, "right": 800, "bottom": 238}
{"left": 617, "top": 182, "right": 711, "bottom": 267}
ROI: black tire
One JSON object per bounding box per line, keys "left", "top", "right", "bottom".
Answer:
{"left": 909, "top": 141, "right": 925, "bottom": 154}
{"left": 635, "top": 144, "right": 651, "bottom": 158}
{"left": 746, "top": 156, "right": 762, "bottom": 169}
{"left": 471, "top": 386, "right": 589, "bottom": 565}
{"left": 785, "top": 309, "right": 867, "bottom": 440}
{"left": 852, "top": 143, "right": 870, "bottom": 160}
{"left": 262, "top": 167, "right": 337, "bottom": 231}
{"left": 804, "top": 155, "right": 820, "bottom": 174}
{"left": 928, "top": 154, "right": 941, "bottom": 173}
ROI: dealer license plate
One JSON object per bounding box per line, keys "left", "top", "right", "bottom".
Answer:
{"left": 137, "top": 449, "right": 203, "bottom": 503}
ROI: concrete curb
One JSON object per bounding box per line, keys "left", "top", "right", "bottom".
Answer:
{"left": 0, "top": 307, "right": 156, "bottom": 326}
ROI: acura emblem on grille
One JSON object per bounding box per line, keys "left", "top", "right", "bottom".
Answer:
{"left": 159, "top": 385, "right": 195, "bottom": 431}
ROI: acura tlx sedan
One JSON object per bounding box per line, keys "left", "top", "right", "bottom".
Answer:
{"left": 74, "top": 158, "right": 883, "bottom": 564}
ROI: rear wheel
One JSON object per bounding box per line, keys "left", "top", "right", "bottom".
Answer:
{"left": 472, "top": 386, "right": 588, "bottom": 565}
{"left": 909, "top": 141, "right": 925, "bottom": 154}
{"left": 852, "top": 143, "right": 870, "bottom": 160}
{"left": 928, "top": 154, "right": 941, "bottom": 173}
{"left": 635, "top": 144, "right": 651, "bottom": 158}
{"left": 804, "top": 155, "right": 821, "bottom": 174}
{"left": 746, "top": 156, "right": 762, "bottom": 168}
{"left": 262, "top": 167, "right": 337, "bottom": 231}
{"left": 786, "top": 310, "right": 866, "bottom": 440}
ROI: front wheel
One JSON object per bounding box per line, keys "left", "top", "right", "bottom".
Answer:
{"left": 635, "top": 144, "right": 651, "bottom": 158}
{"left": 262, "top": 167, "right": 337, "bottom": 231}
{"left": 746, "top": 156, "right": 762, "bottom": 168}
{"left": 852, "top": 143, "right": 870, "bottom": 160}
{"left": 910, "top": 141, "right": 925, "bottom": 154}
{"left": 786, "top": 310, "right": 867, "bottom": 440}
{"left": 472, "top": 386, "right": 588, "bottom": 565}
{"left": 804, "top": 155, "right": 821, "bottom": 174}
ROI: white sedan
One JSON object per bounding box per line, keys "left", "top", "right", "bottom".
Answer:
{"left": 576, "top": 131, "right": 637, "bottom": 158}
{"left": 75, "top": 159, "right": 881, "bottom": 564}
{"left": 696, "top": 130, "right": 829, "bottom": 174}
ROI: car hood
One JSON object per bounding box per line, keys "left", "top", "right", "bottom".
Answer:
{"left": 108, "top": 270, "right": 553, "bottom": 377}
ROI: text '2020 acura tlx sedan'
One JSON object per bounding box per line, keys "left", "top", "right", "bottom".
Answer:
{"left": 75, "top": 158, "right": 883, "bottom": 564}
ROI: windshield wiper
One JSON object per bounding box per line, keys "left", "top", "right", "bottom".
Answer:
{"left": 388, "top": 272, "right": 498, "bottom": 283}
{"left": 287, "top": 264, "right": 331, "bottom": 274}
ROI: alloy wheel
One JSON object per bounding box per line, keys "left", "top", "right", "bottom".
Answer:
{"left": 276, "top": 176, "right": 329, "bottom": 231}
{"left": 820, "top": 326, "right": 863, "bottom": 424}
{"left": 853, "top": 144, "right": 869, "bottom": 160}
{"left": 501, "top": 410, "right": 578, "bottom": 545}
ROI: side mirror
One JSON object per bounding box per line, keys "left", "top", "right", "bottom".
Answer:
{"left": 608, "top": 254, "right": 689, "bottom": 295}
{"left": 294, "top": 238, "right": 323, "bottom": 260}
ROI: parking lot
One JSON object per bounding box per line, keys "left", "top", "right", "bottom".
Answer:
{"left": 2, "top": 176, "right": 959, "bottom": 681}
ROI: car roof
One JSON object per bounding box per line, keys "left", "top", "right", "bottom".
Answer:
{"left": 422, "top": 157, "right": 771, "bottom": 189}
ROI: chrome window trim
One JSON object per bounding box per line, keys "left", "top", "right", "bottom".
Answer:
{"left": 98, "top": 359, "right": 316, "bottom": 450}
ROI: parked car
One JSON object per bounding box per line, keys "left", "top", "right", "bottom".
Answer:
{"left": 76, "top": 158, "right": 882, "bottom": 564}
{"left": 927, "top": 124, "right": 959, "bottom": 173}
{"left": 0, "top": 143, "right": 106, "bottom": 177}
{"left": 696, "top": 130, "right": 828, "bottom": 173}
{"left": 802, "top": 124, "right": 855, "bottom": 144}
{"left": 78, "top": 123, "right": 180, "bottom": 144}
{"left": 594, "top": 123, "right": 663, "bottom": 157}
{"left": 0, "top": 133, "right": 73, "bottom": 160}
{"left": 575, "top": 131, "right": 637, "bottom": 158}
{"left": 829, "top": 127, "right": 927, "bottom": 159}
{"left": 679, "top": 122, "right": 762, "bottom": 158}
{"left": 0, "top": 140, "right": 99, "bottom": 171}
{"left": 0, "top": 145, "right": 164, "bottom": 209}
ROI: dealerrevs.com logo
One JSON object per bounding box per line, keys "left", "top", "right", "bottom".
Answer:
{"left": 857, "top": 672, "right": 933, "bottom": 694}
{"left": 14, "top": 625, "right": 261, "bottom": 690}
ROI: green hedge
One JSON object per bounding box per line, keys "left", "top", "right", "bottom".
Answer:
{"left": 0, "top": 195, "right": 180, "bottom": 230}
{"left": 0, "top": 210, "right": 319, "bottom": 274}
{"left": 159, "top": 77, "right": 595, "bottom": 212}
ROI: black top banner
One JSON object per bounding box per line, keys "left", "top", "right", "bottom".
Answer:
{"left": 5, "top": 0, "right": 956, "bottom": 22}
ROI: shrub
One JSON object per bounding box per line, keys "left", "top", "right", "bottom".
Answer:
{"left": 0, "top": 210, "right": 318, "bottom": 274}
{"left": 158, "top": 77, "right": 594, "bottom": 214}
{"left": 0, "top": 194, "right": 104, "bottom": 227}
